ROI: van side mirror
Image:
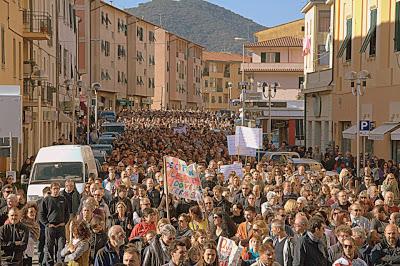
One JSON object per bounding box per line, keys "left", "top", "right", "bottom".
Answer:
{"left": 21, "top": 174, "right": 28, "bottom": 184}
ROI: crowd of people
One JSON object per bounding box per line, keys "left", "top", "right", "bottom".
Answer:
{"left": 3, "top": 109, "right": 400, "bottom": 266}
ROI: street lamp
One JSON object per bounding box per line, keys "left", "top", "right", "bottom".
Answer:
{"left": 260, "top": 82, "right": 280, "bottom": 144}
{"left": 234, "top": 37, "right": 247, "bottom": 83}
{"left": 227, "top": 82, "right": 233, "bottom": 111}
{"left": 239, "top": 81, "right": 250, "bottom": 126}
{"left": 346, "top": 70, "right": 370, "bottom": 179}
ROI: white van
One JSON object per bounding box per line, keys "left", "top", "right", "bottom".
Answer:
{"left": 26, "top": 145, "right": 98, "bottom": 202}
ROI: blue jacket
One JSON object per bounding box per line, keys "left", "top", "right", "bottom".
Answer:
{"left": 94, "top": 241, "right": 124, "bottom": 266}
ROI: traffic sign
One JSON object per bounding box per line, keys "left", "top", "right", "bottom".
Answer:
{"left": 359, "top": 120, "right": 374, "bottom": 136}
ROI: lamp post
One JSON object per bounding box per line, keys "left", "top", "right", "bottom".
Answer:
{"left": 261, "top": 82, "right": 280, "bottom": 144}
{"left": 227, "top": 82, "right": 233, "bottom": 111}
{"left": 346, "top": 70, "right": 370, "bottom": 179}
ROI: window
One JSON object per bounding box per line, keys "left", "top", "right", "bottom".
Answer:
{"left": 337, "top": 18, "right": 352, "bottom": 60}
{"left": 318, "top": 45, "right": 329, "bottom": 65}
{"left": 396, "top": 2, "right": 400, "bottom": 52}
{"left": 205, "top": 80, "right": 208, "bottom": 87}
{"left": 13, "top": 38, "right": 16, "bottom": 77}
{"left": 261, "top": 52, "right": 280, "bottom": 63}
{"left": 104, "top": 41, "right": 110, "bottom": 56}
{"left": 1, "top": 25, "right": 4, "bottom": 67}
{"left": 137, "top": 27, "right": 143, "bottom": 41}
{"left": 298, "top": 76, "right": 304, "bottom": 89}
{"left": 211, "top": 96, "right": 216, "bottom": 103}
{"left": 218, "top": 96, "right": 222, "bottom": 103}
{"left": 295, "top": 120, "right": 304, "bottom": 140}
{"left": 360, "top": 9, "right": 377, "bottom": 56}
{"left": 318, "top": 10, "right": 331, "bottom": 32}
{"left": 149, "top": 31, "right": 155, "bottom": 42}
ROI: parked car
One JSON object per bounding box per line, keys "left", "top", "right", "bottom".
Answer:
{"left": 90, "top": 144, "right": 113, "bottom": 156}
{"left": 288, "top": 158, "right": 323, "bottom": 172}
{"left": 99, "top": 111, "right": 116, "bottom": 122}
{"left": 257, "top": 151, "right": 300, "bottom": 164}
{"left": 98, "top": 136, "right": 116, "bottom": 145}
{"left": 101, "top": 122, "right": 125, "bottom": 134}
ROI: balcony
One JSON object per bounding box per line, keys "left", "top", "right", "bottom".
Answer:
{"left": 22, "top": 10, "right": 52, "bottom": 40}
{"left": 241, "top": 63, "right": 303, "bottom": 72}
{"left": 303, "top": 68, "right": 333, "bottom": 93}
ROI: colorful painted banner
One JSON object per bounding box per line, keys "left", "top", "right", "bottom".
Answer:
{"left": 217, "top": 236, "right": 243, "bottom": 266}
{"left": 165, "top": 156, "right": 202, "bottom": 201}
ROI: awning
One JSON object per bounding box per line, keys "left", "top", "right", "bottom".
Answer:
{"left": 342, "top": 125, "right": 357, "bottom": 140}
{"left": 391, "top": 128, "right": 400, "bottom": 140}
{"left": 368, "top": 123, "right": 399, "bottom": 140}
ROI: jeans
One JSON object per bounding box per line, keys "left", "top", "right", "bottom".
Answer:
{"left": 44, "top": 226, "right": 66, "bottom": 266}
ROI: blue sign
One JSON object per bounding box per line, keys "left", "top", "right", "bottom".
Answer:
{"left": 360, "top": 120, "right": 372, "bottom": 131}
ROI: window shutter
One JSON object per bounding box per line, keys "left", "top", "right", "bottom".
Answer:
{"left": 261, "top": 52, "right": 266, "bottom": 63}
{"left": 396, "top": 2, "right": 400, "bottom": 52}
{"left": 275, "top": 52, "right": 281, "bottom": 63}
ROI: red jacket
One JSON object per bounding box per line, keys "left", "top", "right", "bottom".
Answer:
{"left": 129, "top": 222, "right": 156, "bottom": 240}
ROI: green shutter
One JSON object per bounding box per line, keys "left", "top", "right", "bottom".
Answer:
{"left": 360, "top": 9, "right": 377, "bottom": 53}
{"left": 275, "top": 52, "right": 281, "bottom": 63}
{"left": 396, "top": 2, "right": 400, "bottom": 52}
{"left": 261, "top": 52, "right": 266, "bottom": 63}
{"left": 337, "top": 19, "right": 352, "bottom": 58}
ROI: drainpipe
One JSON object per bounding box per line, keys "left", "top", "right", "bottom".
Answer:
{"left": 328, "top": 0, "right": 335, "bottom": 150}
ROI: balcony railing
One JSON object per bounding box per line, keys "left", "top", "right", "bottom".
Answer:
{"left": 241, "top": 62, "right": 303, "bottom": 72}
{"left": 22, "top": 10, "right": 52, "bottom": 40}
{"left": 303, "top": 68, "right": 333, "bottom": 93}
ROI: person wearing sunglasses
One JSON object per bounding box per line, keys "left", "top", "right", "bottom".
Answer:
{"left": 332, "top": 237, "right": 367, "bottom": 266}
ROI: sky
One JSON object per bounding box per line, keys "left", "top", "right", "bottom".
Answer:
{"left": 109, "top": 0, "right": 307, "bottom": 27}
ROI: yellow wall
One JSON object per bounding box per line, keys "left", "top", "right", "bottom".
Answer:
{"left": 333, "top": 0, "right": 400, "bottom": 159}
{"left": 0, "top": 0, "right": 23, "bottom": 87}
{"left": 255, "top": 19, "right": 305, "bottom": 42}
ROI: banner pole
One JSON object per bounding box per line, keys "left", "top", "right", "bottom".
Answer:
{"left": 163, "top": 156, "right": 170, "bottom": 221}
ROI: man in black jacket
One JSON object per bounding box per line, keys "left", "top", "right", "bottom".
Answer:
{"left": 60, "top": 178, "right": 81, "bottom": 218}
{"left": 293, "top": 216, "right": 330, "bottom": 266}
{"left": 39, "top": 182, "right": 70, "bottom": 266}
{"left": 370, "top": 224, "right": 400, "bottom": 265}
{"left": 0, "top": 207, "right": 29, "bottom": 265}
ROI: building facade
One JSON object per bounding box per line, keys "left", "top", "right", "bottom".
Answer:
{"left": 301, "top": 0, "right": 334, "bottom": 154}
{"left": 332, "top": 0, "right": 400, "bottom": 161}
{"left": 127, "top": 16, "right": 156, "bottom": 109}
{"left": 202, "top": 52, "right": 245, "bottom": 111}
{"left": 153, "top": 28, "right": 203, "bottom": 110}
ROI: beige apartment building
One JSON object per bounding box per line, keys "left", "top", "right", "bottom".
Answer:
{"left": 153, "top": 28, "right": 203, "bottom": 110}
{"left": 89, "top": 0, "right": 128, "bottom": 111}
{"left": 126, "top": 16, "right": 156, "bottom": 109}
{"left": 202, "top": 52, "right": 245, "bottom": 111}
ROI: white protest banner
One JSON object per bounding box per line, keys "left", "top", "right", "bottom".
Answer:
{"left": 165, "top": 156, "right": 202, "bottom": 201}
{"left": 217, "top": 236, "right": 243, "bottom": 266}
{"left": 173, "top": 125, "right": 187, "bottom": 134}
{"left": 219, "top": 163, "right": 243, "bottom": 179}
{"left": 235, "top": 126, "right": 263, "bottom": 149}
{"left": 227, "top": 135, "right": 256, "bottom": 157}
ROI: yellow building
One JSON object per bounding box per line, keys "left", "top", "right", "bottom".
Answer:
{"left": 255, "top": 19, "right": 305, "bottom": 42}
{"left": 331, "top": 0, "right": 400, "bottom": 161}
{"left": 202, "top": 52, "right": 246, "bottom": 111}
{"left": 301, "top": 0, "right": 334, "bottom": 153}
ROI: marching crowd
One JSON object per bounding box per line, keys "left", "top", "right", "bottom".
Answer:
{"left": 3, "top": 109, "right": 400, "bottom": 266}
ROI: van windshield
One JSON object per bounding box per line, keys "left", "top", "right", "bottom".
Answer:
{"left": 31, "top": 162, "right": 84, "bottom": 183}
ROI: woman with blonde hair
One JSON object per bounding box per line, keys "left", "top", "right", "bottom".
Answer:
{"left": 284, "top": 199, "right": 298, "bottom": 214}
{"left": 382, "top": 173, "right": 400, "bottom": 204}
{"left": 251, "top": 219, "right": 269, "bottom": 241}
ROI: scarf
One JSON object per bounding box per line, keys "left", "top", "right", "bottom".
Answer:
{"left": 307, "top": 231, "right": 328, "bottom": 258}
{"left": 22, "top": 218, "right": 40, "bottom": 241}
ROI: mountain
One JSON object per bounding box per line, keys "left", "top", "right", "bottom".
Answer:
{"left": 126, "top": 0, "right": 266, "bottom": 53}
